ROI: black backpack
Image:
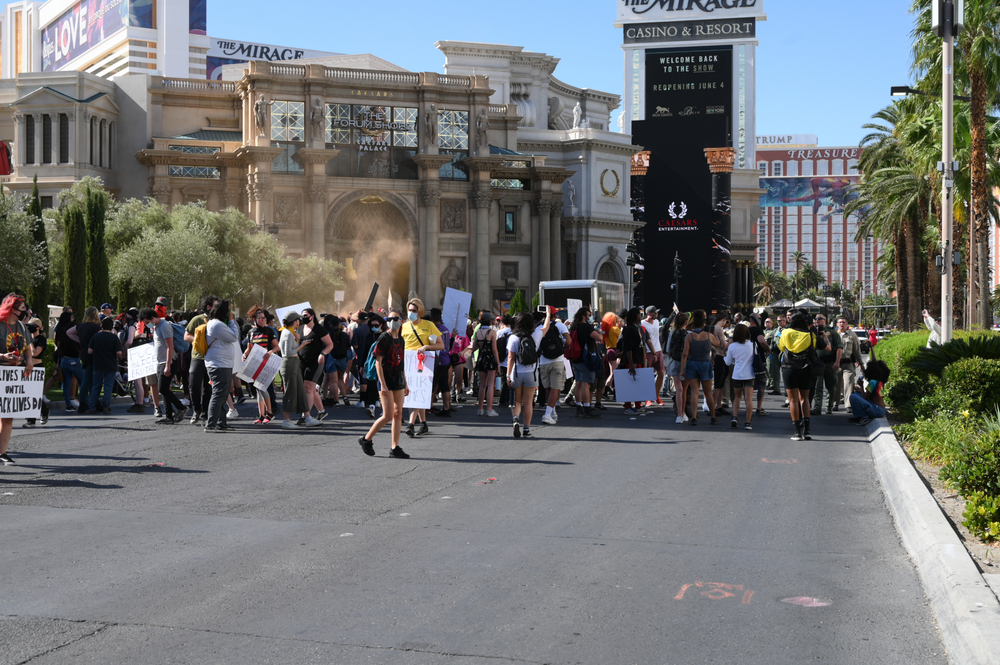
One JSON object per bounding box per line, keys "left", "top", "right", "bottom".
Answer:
{"left": 331, "top": 331, "right": 349, "bottom": 359}
{"left": 539, "top": 325, "right": 566, "bottom": 360}
{"left": 496, "top": 330, "right": 510, "bottom": 360}
{"left": 515, "top": 334, "right": 538, "bottom": 366}
{"left": 668, "top": 329, "right": 688, "bottom": 361}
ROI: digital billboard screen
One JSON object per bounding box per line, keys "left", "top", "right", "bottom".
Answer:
{"left": 41, "top": 0, "right": 153, "bottom": 72}
{"left": 759, "top": 176, "right": 859, "bottom": 213}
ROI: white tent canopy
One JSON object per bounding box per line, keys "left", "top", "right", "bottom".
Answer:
{"left": 794, "top": 298, "right": 823, "bottom": 308}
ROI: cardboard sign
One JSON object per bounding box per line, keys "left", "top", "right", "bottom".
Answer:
{"left": 236, "top": 343, "right": 281, "bottom": 390}
{"left": 613, "top": 367, "right": 657, "bottom": 403}
{"left": 275, "top": 302, "right": 312, "bottom": 326}
{"left": 0, "top": 367, "right": 44, "bottom": 418}
{"left": 126, "top": 344, "right": 158, "bottom": 381}
{"left": 442, "top": 287, "right": 473, "bottom": 339}
{"left": 566, "top": 298, "right": 583, "bottom": 324}
{"left": 402, "top": 350, "right": 435, "bottom": 409}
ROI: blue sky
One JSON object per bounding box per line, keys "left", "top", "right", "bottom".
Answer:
{"left": 15, "top": 0, "right": 918, "bottom": 147}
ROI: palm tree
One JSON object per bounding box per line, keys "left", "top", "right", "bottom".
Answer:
{"left": 911, "top": 0, "right": 1000, "bottom": 325}
{"left": 788, "top": 251, "right": 807, "bottom": 298}
{"left": 754, "top": 264, "right": 780, "bottom": 306}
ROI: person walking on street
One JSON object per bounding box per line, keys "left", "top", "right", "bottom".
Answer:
{"left": 641, "top": 306, "right": 666, "bottom": 406}
{"left": 21, "top": 319, "right": 50, "bottom": 428}
{"left": 679, "top": 309, "right": 718, "bottom": 426}
{"left": 811, "top": 314, "right": 841, "bottom": 415}
{"left": 203, "top": 300, "right": 240, "bottom": 432}
{"left": 1, "top": 294, "right": 34, "bottom": 465}
{"left": 402, "top": 298, "right": 444, "bottom": 438}
{"left": 87, "top": 316, "right": 123, "bottom": 414}
{"left": 66, "top": 306, "right": 101, "bottom": 414}
{"left": 724, "top": 322, "right": 756, "bottom": 430}
{"left": 835, "top": 316, "right": 862, "bottom": 412}
{"left": 359, "top": 309, "right": 411, "bottom": 458}
{"left": 764, "top": 316, "right": 783, "bottom": 394}
{"left": 298, "top": 307, "right": 332, "bottom": 424}
{"left": 779, "top": 309, "right": 827, "bottom": 441}
{"left": 538, "top": 308, "right": 570, "bottom": 424}
{"left": 352, "top": 311, "right": 381, "bottom": 419}
{"left": 54, "top": 310, "right": 83, "bottom": 411}
{"left": 277, "top": 312, "right": 309, "bottom": 429}
{"left": 710, "top": 311, "right": 731, "bottom": 416}
{"left": 473, "top": 311, "right": 500, "bottom": 417}
{"left": 183, "top": 296, "right": 217, "bottom": 424}
{"left": 506, "top": 308, "right": 551, "bottom": 438}
{"left": 665, "top": 311, "right": 689, "bottom": 423}
{"left": 143, "top": 307, "right": 187, "bottom": 423}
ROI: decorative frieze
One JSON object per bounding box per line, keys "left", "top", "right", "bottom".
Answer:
{"left": 275, "top": 195, "right": 302, "bottom": 227}
{"left": 440, "top": 199, "right": 467, "bottom": 233}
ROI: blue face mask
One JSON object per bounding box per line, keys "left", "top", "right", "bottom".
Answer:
{"left": 408, "top": 312, "right": 419, "bottom": 322}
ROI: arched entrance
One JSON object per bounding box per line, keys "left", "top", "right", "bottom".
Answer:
{"left": 327, "top": 194, "right": 416, "bottom": 309}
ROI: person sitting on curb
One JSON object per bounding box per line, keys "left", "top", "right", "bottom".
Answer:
{"left": 849, "top": 356, "right": 890, "bottom": 425}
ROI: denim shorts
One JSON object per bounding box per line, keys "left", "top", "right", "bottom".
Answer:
{"left": 684, "top": 359, "right": 713, "bottom": 382}
{"left": 328, "top": 356, "right": 348, "bottom": 373}
{"left": 571, "top": 362, "right": 595, "bottom": 384}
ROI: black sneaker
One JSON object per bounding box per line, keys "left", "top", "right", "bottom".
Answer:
{"left": 417, "top": 422, "right": 429, "bottom": 436}
{"left": 21, "top": 421, "right": 35, "bottom": 429}
{"left": 710, "top": 417, "right": 719, "bottom": 426}
{"left": 594, "top": 403, "right": 607, "bottom": 410}
{"left": 190, "top": 413, "right": 201, "bottom": 424}
{"left": 316, "top": 411, "right": 329, "bottom": 421}
{"left": 437, "top": 409, "right": 452, "bottom": 418}
{"left": 513, "top": 421, "right": 521, "bottom": 438}
{"left": 296, "top": 417, "right": 306, "bottom": 426}
{"left": 102, "top": 406, "right": 112, "bottom": 415}
{"left": 730, "top": 418, "right": 738, "bottom": 429}
{"left": 405, "top": 424, "right": 415, "bottom": 438}
{"left": 155, "top": 416, "right": 172, "bottom": 424}
{"left": 522, "top": 427, "right": 532, "bottom": 438}
{"left": 358, "top": 436, "right": 375, "bottom": 457}
{"left": 236, "top": 396, "right": 247, "bottom": 404}
{"left": 848, "top": 416, "right": 863, "bottom": 424}
{"left": 744, "top": 422, "right": 753, "bottom": 431}
{"left": 690, "top": 418, "right": 698, "bottom": 426}
{"left": 716, "top": 407, "right": 730, "bottom": 416}
{"left": 173, "top": 407, "right": 189, "bottom": 423}
{"left": 859, "top": 417, "right": 873, "bottom": 426}
{"left": 127, "top": 403, "right": 145, "bottom": 413}
{"left": 0, "top": 452, "right": 15, "bottom": 465}
{"left": 389, "top": 445, "right": 410, "bottom": 459}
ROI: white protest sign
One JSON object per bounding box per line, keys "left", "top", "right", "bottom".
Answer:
{"left": 442, "top": 287, "right": 473, "bottom": 339}
{"left": 275, "top": 301, "right": 312, "bottom": 325}
{"left": 566, "top": 298, "right": 583, "bottom": 323}
{"left": 613, "top": 367, "right": 657, "bottom": 404}
{"left": 0, "top": 367, "right": 44, "bottom": 418}
{"left": 564, "top": 356, "right": 573, "bottom": 379}
{"left": 232, "top": 342, "right": 245, "bottom": 376}
{"left": 127, "top": 344, "right": 158, "bottom": 381}
{"left": 334, "top": 290, "right": 345, "bottom": 303}
{"left": 237, "top": 343, "right": 281, "bottom": 390}
{"left": 402, "top": 350, "right": 435, "bottom": 409}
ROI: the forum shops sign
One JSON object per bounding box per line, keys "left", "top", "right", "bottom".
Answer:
{"left": 616, "top": 0, "right": 765, "bottom": 25}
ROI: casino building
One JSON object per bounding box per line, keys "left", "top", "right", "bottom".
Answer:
{"left": 755, "top": 135, "right": 882, "bottom": 298}
{"left": 0, "top": 0, "right": 638, "bottom": 309}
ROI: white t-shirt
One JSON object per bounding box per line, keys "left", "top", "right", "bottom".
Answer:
{"left": 724, "top": 339, "right": 756, "bottom": 381}
{"left": 538, "top": 321, "right": 569, "bottom": 366}
{"left": 506, "top": 327, "right": 544, "bottom": 376}
{"left": 641, "top": 319, "right": 662, "bottom": 353}
{"left": 496, "top": 328, "right": 512, "bottom": 367}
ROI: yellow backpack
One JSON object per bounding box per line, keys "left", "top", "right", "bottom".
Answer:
{"left": 192, "top": 323, "right": 213, "bottom": 356}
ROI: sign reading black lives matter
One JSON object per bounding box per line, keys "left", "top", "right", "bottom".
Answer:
{"left": 0, "top": 367, "right": 44, "bottom": 419}
{"left": 633, "top": 46, "right": 732, "bottom": 311}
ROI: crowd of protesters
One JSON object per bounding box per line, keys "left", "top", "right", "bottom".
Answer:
{"left": 0, "top": 288, "right": 891, "bottom": 465}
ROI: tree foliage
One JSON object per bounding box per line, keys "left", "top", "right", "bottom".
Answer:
{"left": 63, "top": 203, "right": 87, "bottom": 315}
{"left": 0, "top": 188, "right": 47, "bottom": 298}
{"left": 85, "top": 185, "right": 110, "bottom": 308}
{"left": 26, "top": 176, "right": 49, "bottom": 328}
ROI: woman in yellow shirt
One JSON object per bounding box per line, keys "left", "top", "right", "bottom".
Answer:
{"left": 401, "top": 298, "right": 444, "bottom": 437}
{"left": 778, "top": 309, "right": 828, "bottom": 441}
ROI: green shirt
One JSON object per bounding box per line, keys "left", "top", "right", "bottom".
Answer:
{"left": 186, "top": 313, "right": 208, "bottom": 360}
{"left": 817, "top": 326, "right": 843, "bottom": 363}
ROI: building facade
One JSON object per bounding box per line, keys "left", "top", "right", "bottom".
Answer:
{"left": 755, "top": 136, "right": 881, "bottom": 297}
{"left": 0, "top": 39, "right": 638, "bottom": 310}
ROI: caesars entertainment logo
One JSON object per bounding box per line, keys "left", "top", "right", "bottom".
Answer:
{"left": 658, "top": 201, "right": 698, "bottom": 231}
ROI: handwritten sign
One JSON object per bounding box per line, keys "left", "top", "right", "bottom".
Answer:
{"left": 236, "top": 344, "right": 281, "bottom": 390}
{"left": 566, "top": 298, "right": 583, "bottom": 323}
{"left": 0, "top": 367, "right": 44, "bottom": 418}
{"left": 613, "top": 367, "right": 656, "bottom": 403}
{"left": 403, "top": 350, "right": 435, "bottom": 409}
{"left": 442, "top": 287, "right": 473, "bottom": 341}
{"left": 275, "top": 301, "right": 312, "bottom": 326}
{"left": 126, "top": 344, "right": 158, "bottom": 381}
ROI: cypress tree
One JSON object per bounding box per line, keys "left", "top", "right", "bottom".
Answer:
{"left": 84, "top": 185, "right": 110, "bottom": 308}
{"left": 63, "top": 203, "right": 87, "bottom": 315}
{"left": 27, "top": 175, "right": 49, "bottom": 332}
{"left": 509, "top": 288, "right": 527, "bottom": 314}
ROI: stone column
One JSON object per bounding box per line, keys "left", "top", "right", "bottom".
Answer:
{"left": 12, "top": 113, "right": 24, "bottom": 167}
{"left": 536, "top": 200, "right": 552, "bottom": 283}
{"left": 419, "top": 184, "right": 442, "bottom": 304}
{"left": 294, "top": 148, "right": 338, "bottom": 253}
{"left": 32, "top": 113, "right": 42, "bottom": 166}
{"left": 550, "top": 204, "right": 562, "bottom": 280}
{"left": 705, "top": 147, "right": 737, "bottom": 312}
{"left": 66, "top": 111, "right": 75, "bottom": 165}
{"left": 530, "top": 202, "right": 540, "bottom": 291}
{"left": 471, "top": 186, "right": 492, "bottom": 311}
{"left": 248, "top": 171, "right": 272, "bottom": 229}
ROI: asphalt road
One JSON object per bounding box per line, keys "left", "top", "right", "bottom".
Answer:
{"left": 1, "top": 393, "right": 947, "bottom": 664}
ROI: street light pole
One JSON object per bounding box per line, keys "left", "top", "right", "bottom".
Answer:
{"left": 940, "top": 0, "right": 957, "bottom": 342}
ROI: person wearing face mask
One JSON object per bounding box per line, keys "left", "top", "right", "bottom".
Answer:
{"left": 352, "top": 311, "right": 382, "bottom": 419}
{"left": 401, "top": 298, "right": 444, "bottom": 438}
{"left": 0, "top": 294, "right": 34, "bottom": 465}
{"left": 278, "top": 312, "right": 309, "bottom": 429}
{"left": 359, "top": 309, "right": 411, "bottom": 458}
{"left": 568, "top": 307, "right": 604, "bottom": 418}
{"left": 66, "top": 306, "right": 101, "bottom": 415}
{"left": 298, "top": 308, "right": 333, "bottom": 424}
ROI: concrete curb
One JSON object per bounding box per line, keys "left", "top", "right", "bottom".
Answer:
{"left": 867, "top": 417, "right": 1000, "bottom": 664}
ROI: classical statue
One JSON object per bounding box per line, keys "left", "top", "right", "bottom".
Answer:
{"left": 309, "top": 98, "right": 324, "bottom": 134}
{"left": 440, "top": 258, "right": 463, "bottom": 295}
{"left": 476, "top": 109, "right": 490, "bottom": 149}
{"left": 253, "top": 94, "right": 272, "bottom": 137}
{"left": 572, "top": 102, "right": 582, "bottom": 130}
{"left": 617, "top": 112, "right": 624, "bottom": 132}
{"left": 566, "top": 179, "right": 576, "bottom": 208}
{"left": 425, "top": 103, "right": 438, "bottom": 145}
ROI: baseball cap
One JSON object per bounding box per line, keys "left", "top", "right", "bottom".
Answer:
{"left": 645, "top": 306, "right": 659, "bottom": 315}
{"left": 101, "top": 303, "right": 112, "bottom": 310}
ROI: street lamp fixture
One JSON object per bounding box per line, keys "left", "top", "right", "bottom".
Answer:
{"left": 890, "top": 85, "right": 971, "bottom": 103}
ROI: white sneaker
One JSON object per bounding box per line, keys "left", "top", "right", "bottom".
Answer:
{"left": 542, "top": 414, "right": 557, "bottom": 425}
{"left": 702, "top": 399, "right": 709, "bottom": 412}
{"left": 153, "top": 408, "right": 163, "bottom": 418}
{"left": 281, "top": 419, "right": 299, "bottom": 429}
{"left": 683, "top": 414, "right": 690, "bottom": 422}
{"left": 367, "top": 405, "right": 377, "bottom": 418}
{"left": 227, "top": 407, "right": 239, "bottom": 419}
{"left": 143, "top": 397, "right": 151, "bottom": 406}
{"left": 180, "top": 398, "right": 190, "bottom": 406}
{"left": 354, "top": 401, "right": 365, "bottom": 408}
{"left": 477, "top": 409, "right": 484, "bottom": 416}
{"left": 486, "top": 410, "right": 499, "bottom": 417}
{"left": 676, "top": 415, "right": 684, "bottom": 424}
{"left": 70, "top": 399, "right": 80, "bottom": 409}
{"left": 304, "top": 416, "right": 322, "bottom": 427}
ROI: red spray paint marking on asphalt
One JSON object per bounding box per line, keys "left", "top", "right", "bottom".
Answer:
{"left": 675, "top": 582, "right": 755, "bottom": 604}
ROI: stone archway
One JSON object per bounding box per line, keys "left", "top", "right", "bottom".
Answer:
{"left": 326, "top": 193, "right": 417, "bottom": 309}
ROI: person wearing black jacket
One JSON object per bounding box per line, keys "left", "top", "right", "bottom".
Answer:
{"left": 353, "top": 312, "right": 382, "bottom": 419}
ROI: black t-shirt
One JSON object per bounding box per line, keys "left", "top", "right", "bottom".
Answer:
{"left": 32, "top": 333, "right": 48, "bottom": 363}
{"left": 77, "top": 322, "right": 101, "bottom": 367}
{"left": 354, "top": 324, "right": 376, "bottom": 366}
{"left": 297, "top": 324, "right": 330, "bottom": 366}
{"left": 89, "top": 330, "right": 122, "bottom": 373}
{"left": 573, "top": 321, "right": 596, "bottom": 352}
{"left": 621, "top": 324, "right": 644, "bottom": 358}
{"left": 55, "top": 325, "right": 80, "bottom": 359}
{"left": 373, "top": 331, "right": 405, "bottom": 390}
{"left": 748, "top": 325, "right": 768, "bottom": 365}
{"left": 248, "top": 325, "right": 277, "bottom": 351}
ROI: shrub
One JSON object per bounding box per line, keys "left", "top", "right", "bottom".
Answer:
{"left": 938, "top": 357, "right": 1000, "bottom": 415}
{"left": 898, "top": 413, "right": 979, "bottom": 464}
{"left": 940, "top": 429, "right": 1000, "bottom": 496}
{"left": 908, "top": 333, "right": 1000, "bottom": 377}
{"left": 873, "top": 331, "right": 929, "bottom": 378}
{"left": 886, "top": 371, "right": 937, "bottom": 421}
{"left": 961, "top": 492, "right": 1000, "bottom": 542}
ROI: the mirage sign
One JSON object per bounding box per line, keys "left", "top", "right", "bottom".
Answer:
{"left": 616, "top": 0, "right": 765, "bottom": 24}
